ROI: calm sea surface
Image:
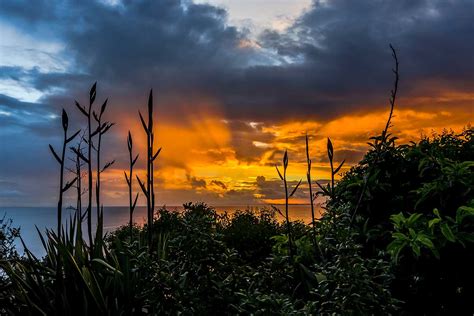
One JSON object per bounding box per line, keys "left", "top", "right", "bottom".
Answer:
{"left": 1, "top": 205, "right": 322, "bottom": 256}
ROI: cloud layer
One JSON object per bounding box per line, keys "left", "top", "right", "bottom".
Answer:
{"left": 0, "top": 0, "right": 472, "bottom": 206}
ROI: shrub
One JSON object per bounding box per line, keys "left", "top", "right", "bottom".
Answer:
{"left": 219, "top": 208, "right": 282, "bottom": 263}
{"left": 331, "top": 128, "right": 474, "bottom": 313}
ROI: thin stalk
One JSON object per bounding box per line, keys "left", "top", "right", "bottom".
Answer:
{"left": 125, "top": 131, "right": 139, "bottom": 240}
{"left": 73, "top": 140, "right": 85, "bottom": 241}
{"left": 49, "top": 110, "right": 79, "bottom": 240}
{"left": 283, "top": 166, "right": 293, "bottom": 261}
{"left": 75, "top": 144, "right": 82, "bottom": 224}
{"left": 58, "top": 127, "right": 66, "bottom": 239}
{"left": 138, "top": 90, "right": 161, "bottom": 252}
{"left": 276, "top": 150, "right": 301, "bottom": 262}
{"left": 91, "top": 97, "right": 114, "bottom": 252}
{"left": 75, "top": 82, "right": 97, "bottom": 250}
{"left": 49, "top": 109, "right": 79, "bottom": 313}
{"left": 147, "top": 104, "right": 151, "bottom": 248}
{"left": 96, "top": 118, "right": 101, "bottom": 223}
{"left": 149, "top": 96, "right": 155, "bottom": 222}
{"left": 305, "top": 134, "right": 324, "bottom": 260}
{"left": 87, "top": 85, "right": 95, "bottom": 250}
{"left": 382, "top": 44, "right": 399, "bottom": 143}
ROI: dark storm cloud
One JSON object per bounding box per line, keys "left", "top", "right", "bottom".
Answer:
{"left": 226, "top": 120, "right": 275, "bottom": 163}
{"left": 1, "top": 0, "right": 256, "bottom": 99}
{"left": 210, "top": 180, "right": 227, "bottom": 190}
{"left": 187, "top": 175, "right": 207, "bottom": 189}
{"left": 2, "top": 0, "right": 473, "bottom": 121}
{"left": 0, "top": 94, "right": 58, "bottom": 135}
{"left": 249, "top": 0, "right": 474, "bottom": 119}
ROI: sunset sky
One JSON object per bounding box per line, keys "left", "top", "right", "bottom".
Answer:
{"left": 0, "top": 0, "right": 472, "bottom": 207}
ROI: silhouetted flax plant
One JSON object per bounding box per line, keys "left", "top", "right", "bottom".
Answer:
{"left": 276, "top": 150, "right": 301, "bottom": 261}
{"left": 124, "top": 131, "right": 139, "bottom": 239}
{"left": 75, "top": 82, "right": 98, "bottom": 249}
{"left": 92, "top": 97, "right": 115, "bottom": 250}
{"left": 48, "top": 108, "right": 80, "bottom": 313}
{"left": 67, "top": 133, "right": 87, "bottom": 241}
{"left": 316, "top": 138, "right": 345, "bottom": 199}
{"left": 137, "top": 90, "right": 162, "bottom": 250}
{"left": 49, "top": 109, "right": 80, "bottom": 240}
{"left": 305, "top": 133, "right": 325, "bottom": 260}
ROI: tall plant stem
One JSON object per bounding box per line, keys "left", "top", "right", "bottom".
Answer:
{"left": 49, "top": 109, "right": 79, "bottom": 313}
{"left": 147, "top": 107, "right": 152, "bottom": 248}
{"left": 125, "top": 131, "right": 139, "bottom": 240}
{"left": 87, "top": 92, "right": 94, "bottom": 250}
{"left": 305, "top": 134, "right": 324, "bottom": 260}
{"left": 138, "top": 90, "right": 161, "bottom": 252}
{"left": 75, "top": 82, "right": 97, "bottom": 250}
{"left": 57, "top": 127, "right": 66, "bottom": 239}
{"left": 276, "top": 150, "right": 301, "bottom": 263}
{"left": 283, "top": 169, "right": 294, "bottom": 261}
{"left": 74, "top": 141, "right": 83, "bottom": 241}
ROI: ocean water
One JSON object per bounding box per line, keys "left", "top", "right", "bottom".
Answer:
{"left": 1, "top": 204, "right": 322, "bottom": 256}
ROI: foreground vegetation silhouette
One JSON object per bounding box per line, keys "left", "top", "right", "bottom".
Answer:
{"left": 0, "top": 46, "right": 473, "bottom": 315}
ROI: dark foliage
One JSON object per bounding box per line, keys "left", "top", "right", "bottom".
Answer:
{"left": 332, "top": 128, "right": 474, "bottom": 314}
{"left": 219, "top": 209, "right": 283, "bottom": 263}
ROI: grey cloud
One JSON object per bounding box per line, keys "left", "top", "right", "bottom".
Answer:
{"left": 2, "top": 0, "right": 473, "bottom": 122}
{"left": 187, "top": 175, "right": 207, "bottom": 189}
{"left": 210, "top": 180, "right": 227, "bottom": 190}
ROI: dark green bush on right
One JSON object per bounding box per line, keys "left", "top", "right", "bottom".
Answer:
{"left": 331, "top": 128, "right": 474, "bottom": 314}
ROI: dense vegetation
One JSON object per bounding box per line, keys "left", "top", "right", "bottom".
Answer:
{"left": 1, "top": 47, "right": 473, "bottom": 314}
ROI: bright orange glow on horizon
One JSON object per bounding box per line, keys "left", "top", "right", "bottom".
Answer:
{"left": 94, "top": 92, "right": 471, "bottom": 207}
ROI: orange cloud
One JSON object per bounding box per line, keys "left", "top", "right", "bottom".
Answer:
{"left": 98, "top": 93, "right": 471, "bottom": 207}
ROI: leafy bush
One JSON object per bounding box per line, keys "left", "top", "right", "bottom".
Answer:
{"left": 219, "top": 208, "right": 283, "bottom": 263}
{"left": 309, "top": 207, "right": 399, "bottom": 314}
{"left": 332, "top": 129, "right": 474, "bottom": 314}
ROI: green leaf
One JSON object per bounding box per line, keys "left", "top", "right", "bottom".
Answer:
{"left": 456, "top": 206, "right": 474, "bottom": 224}
{"left": 412, "top": 243, "right": 421, "bottom": 257}
{"left": 315, "top": 273, "right": 327, "bottom": 283}
{"left": 416, "top": 234, "right": 435, "bottom": 250}
{"left": 428, "top": 218, "right": 441, "bottom": 229}
{"left": 407, "top": 213, "right": 422, "bottom": 226}
{"left": 387, "top": 239, "right": 406, "bottom": 262}
{"left": 392, "top": 232, "right": 408, "bottom": 241}
{"left": 440, "top": 222, "right": 456, "bottom": 242}
{"left": 92, "top": 258, "right": 123, "bottom": 276}
{"left": 456, "top": 232, "right": 474, "bottom": 244}
{"left": 390, "top": 212, "right": 406, "bottom": 227}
